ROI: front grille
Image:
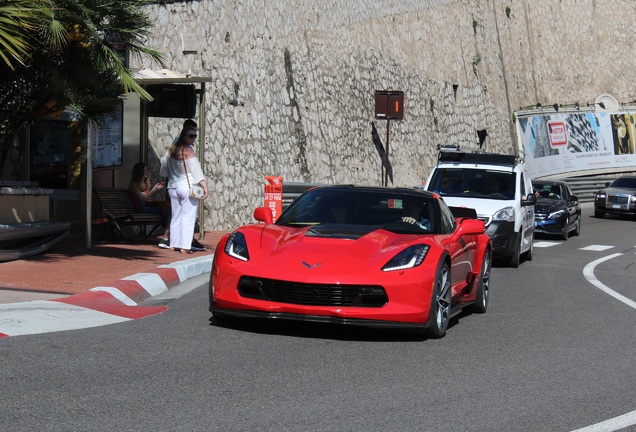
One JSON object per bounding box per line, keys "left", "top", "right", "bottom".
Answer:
{"left": 238, "top": 276, "right": 388, "bottom": 307}
{"left": 534, "top": 210, "right": 548, "bottom": 220}
{"left": 607, "top": 195, "right": 629, "bottom": 205}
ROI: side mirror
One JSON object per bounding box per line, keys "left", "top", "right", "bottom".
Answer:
{"left": 456, "top": 218, "right": 485, "bottom": 235}
{"left": 522, "top": 193, "right": 537, "bottom": 206}
{"left": 570, "top": 194, "right": 579, "bottom": 202}
{"left": 253, "top": 207, "right": 273, "bottom": 224}
{"left": 605, "top": 182, "right": 611, "bottom": 187}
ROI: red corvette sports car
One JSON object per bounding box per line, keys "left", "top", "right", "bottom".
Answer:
{"left": 209, "top": 185, "right": 492, "bottom": 338}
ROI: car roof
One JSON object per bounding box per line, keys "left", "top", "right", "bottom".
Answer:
{"left": 437, "top": 151, "right": 518, "bottom": 167}
{"left": 533, "top": 179, "right": 567, "bottom": 186}
{"left": 311, "top": 184, "right": 438, "bottom": 199}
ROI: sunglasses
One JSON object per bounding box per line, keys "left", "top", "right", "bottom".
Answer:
{"left": 187, "top": 134, "right": 197, "bottom": 139}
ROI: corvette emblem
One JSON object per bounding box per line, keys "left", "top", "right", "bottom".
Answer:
{"left": 302, "top": 261, "right": 322, "bottom": 269}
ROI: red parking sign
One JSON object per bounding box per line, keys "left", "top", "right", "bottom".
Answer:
{"left": 547, "top": 121, "right": 568, "bottom": 147}
{"left": 264, "top": 176, "right": 283, "bottom": 222}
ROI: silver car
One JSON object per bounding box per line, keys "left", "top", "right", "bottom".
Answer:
{"left": 594, "top": 176, "right": 636, "bottom": 219}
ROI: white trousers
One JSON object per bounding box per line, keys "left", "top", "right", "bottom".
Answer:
{"left": 168, "top": 185, "right": 198, "bottom": 250}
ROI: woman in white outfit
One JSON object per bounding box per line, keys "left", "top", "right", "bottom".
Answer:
{"left": 160, "top": 126, "right": 208, "bottom": 254}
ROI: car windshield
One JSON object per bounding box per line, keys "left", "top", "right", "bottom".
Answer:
{"left": 611, "top": 178, "right": 636, "bottom": 189}
{"left": 277, "top": 188, "right": 440, "bottom": 235}
{"left": 533, "top": 183, "right": 563, "bottom": 200}
{"left": 429, "top": 168, "right": 516, "bottom": 200}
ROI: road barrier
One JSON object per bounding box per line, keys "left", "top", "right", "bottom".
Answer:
{"left": 565, "top": 177, "right": 615, "bottom": 203}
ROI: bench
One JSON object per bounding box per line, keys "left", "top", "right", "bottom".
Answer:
{"left": 93, "top": 189, "right": 165, "bottom": 239}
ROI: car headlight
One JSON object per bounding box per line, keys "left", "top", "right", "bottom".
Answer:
{"left": 548, "top": 209, "right": 566, "bottom": 219}
{"left": 382, "top": 245, "right": 430, "bottom": 272}
{"left": 492, "top": 206, "right": 515, "bottom": 222}
{"left": 224, "top": 232, "right": 250, "bottom": 261}
{"left": 596, "top": 192, "right": 606, "bottom": 199}
{"left": 630, "top": 196, "right": 636, "bottom": 203}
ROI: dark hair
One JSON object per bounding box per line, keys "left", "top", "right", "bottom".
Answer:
{"left": 183, "top": 119, "right": 197, "bottom": 128}
{"left": 130, "top": 162, "right": 150, "bottom": 192}
{"left": 131, "top": 162, "right": 147, "bottom": 184}
{"left": 169, "top": 126, "right": 198, "bottom": 157}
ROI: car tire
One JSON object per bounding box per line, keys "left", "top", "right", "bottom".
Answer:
{"left": 426, "top": 261, "right": 451, "bottom": 339}
{"left": 594, "top": 208, "right": 605, "bottom": 218}
{"left": 470, "top": 249, "right": 491, "bottom": 314}
{"left": 509, "top": 235, "right": 521, "bottom": 268}
{"left": 560, "top": 217, "right": 569, "bottom": 240}
{"left": 573, "top": 214, "right": 581, "bottom": 236}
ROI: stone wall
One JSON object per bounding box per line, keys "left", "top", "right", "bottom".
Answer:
{"left": 135, "top": 0, "right": 636, "bottom": 230}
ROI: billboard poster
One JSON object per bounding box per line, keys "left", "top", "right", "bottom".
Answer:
{"left": 30, "top": 117, "right": 70, "bottom": 189}
{"left": 517, "top": 112, "right": 636, "bottom": 179}
{"left": 91, "top": 104, "right": 123, "bottom": 169}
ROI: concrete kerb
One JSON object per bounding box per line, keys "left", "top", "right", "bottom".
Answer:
{"left": 0, "top": 254, "right": 214, "bottom": 338}
{"left": 91, "top": 254, "right": 213, "bottom": 304}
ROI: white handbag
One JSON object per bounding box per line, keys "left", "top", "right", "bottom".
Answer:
{"left": 189, "top": 184, "right": 205, "bottom": 199}
{"left": 182, "top": 149, "right": 205, "bottom": 200}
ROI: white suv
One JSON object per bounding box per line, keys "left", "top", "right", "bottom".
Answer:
{"left": 425, "top": 151, "right": 537, "bottom": 267}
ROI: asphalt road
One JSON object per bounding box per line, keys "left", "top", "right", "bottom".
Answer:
{"left": 1, "top": 204, "right": 635, "bottom": 432}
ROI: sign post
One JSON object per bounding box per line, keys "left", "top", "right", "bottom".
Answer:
{"left": 264, "top": 176, "right": 283, "bottom": 222}
{"left": 374, "top": 91, "right": 404, "bottom": 186}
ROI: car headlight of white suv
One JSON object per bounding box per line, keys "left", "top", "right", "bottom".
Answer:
{"left": 492, "top": 206, "right": 515, "bottom": 223}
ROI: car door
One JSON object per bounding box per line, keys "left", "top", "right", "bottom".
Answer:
{"left": 564, "top": 184, "right": 579, "bottom": 230}
{"left": 439, "top": 202, "right": 476, "bottom": 297}
{"left": 519, "top": 171, "right": 535, "bottom": 252}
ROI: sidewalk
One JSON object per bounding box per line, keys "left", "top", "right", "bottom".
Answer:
{"left": 0, "top": 230, "right": 229, "bottom": 304}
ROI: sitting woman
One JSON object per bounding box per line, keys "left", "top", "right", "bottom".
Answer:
{"left": 129, "top": 162, "right": 171, "bottom": 248}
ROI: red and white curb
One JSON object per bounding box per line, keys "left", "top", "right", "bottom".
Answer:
{"left": 0, "top": 255, "right": 213, "bottom": 338}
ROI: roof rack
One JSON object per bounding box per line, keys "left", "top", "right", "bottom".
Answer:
{"left": 437, "top": 150, "right": 522, "bottom": 167}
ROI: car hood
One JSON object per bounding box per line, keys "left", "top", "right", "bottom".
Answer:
{"left": 232, "top": 224, "right": 439, "bottom": 279}
{"left": 535, "top": 199, "right": 565, "bottom": 213}
{"left": 434, "top": 196, "right": 514, "bottom": 218}
{"left": 255, "top": 224, "right": 428, "bottom": 257}
{"left": 601, "top": 187, "right": 636, "bottom": 194}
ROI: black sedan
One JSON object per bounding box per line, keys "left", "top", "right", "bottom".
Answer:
{"left": 533, "top": 180, "right": 581, "bottom": 240}
{"left": 594, "top": 176, "right": 636, "bottom": 219}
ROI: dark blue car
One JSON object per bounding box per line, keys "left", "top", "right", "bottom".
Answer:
{"left": 533, "top": 180, "right": 581, "bottom": 240}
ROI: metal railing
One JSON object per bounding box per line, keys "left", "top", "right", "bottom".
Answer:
{"left": 564, "top": 177, "right": 615, "bottom": 203}
{"left": 281, "top": 178, "right": 616, "bottom": 207}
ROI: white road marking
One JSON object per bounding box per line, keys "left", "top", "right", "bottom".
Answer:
{"left": 575, "top": 255, "right": 636, "bottom": 432}
{"left": 533, "top": 241, "right": 560, "bottom": 248}
{"left": 583, "top": 253, "right": 636, "bottom": 310}
{"left": 579, "top": 245, "right": 614, "bottom": 251}
{"left": 570, "top": 409, "right": 636, "bottom": 432}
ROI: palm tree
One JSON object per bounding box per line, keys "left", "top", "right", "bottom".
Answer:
{"left": 0, "top": 0, "right": 163, "bottom": 176}
{"left": 0, "top": 0, "right": 48, "bottom": 70}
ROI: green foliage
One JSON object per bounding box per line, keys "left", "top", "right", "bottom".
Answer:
{"left": 505, "top": 6, "right": 511, "bottom": 18}
{"left": 472, "top": 17, "right": 480, "bottom": 32}
{"left": 0, "top": 0, "right": 164, "bottom": 138}
{"left": 0, "top": 0, "right": 51, "bottom": 69}
{"left": 472, "top": 53, "right": 482, "bottom": 66}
